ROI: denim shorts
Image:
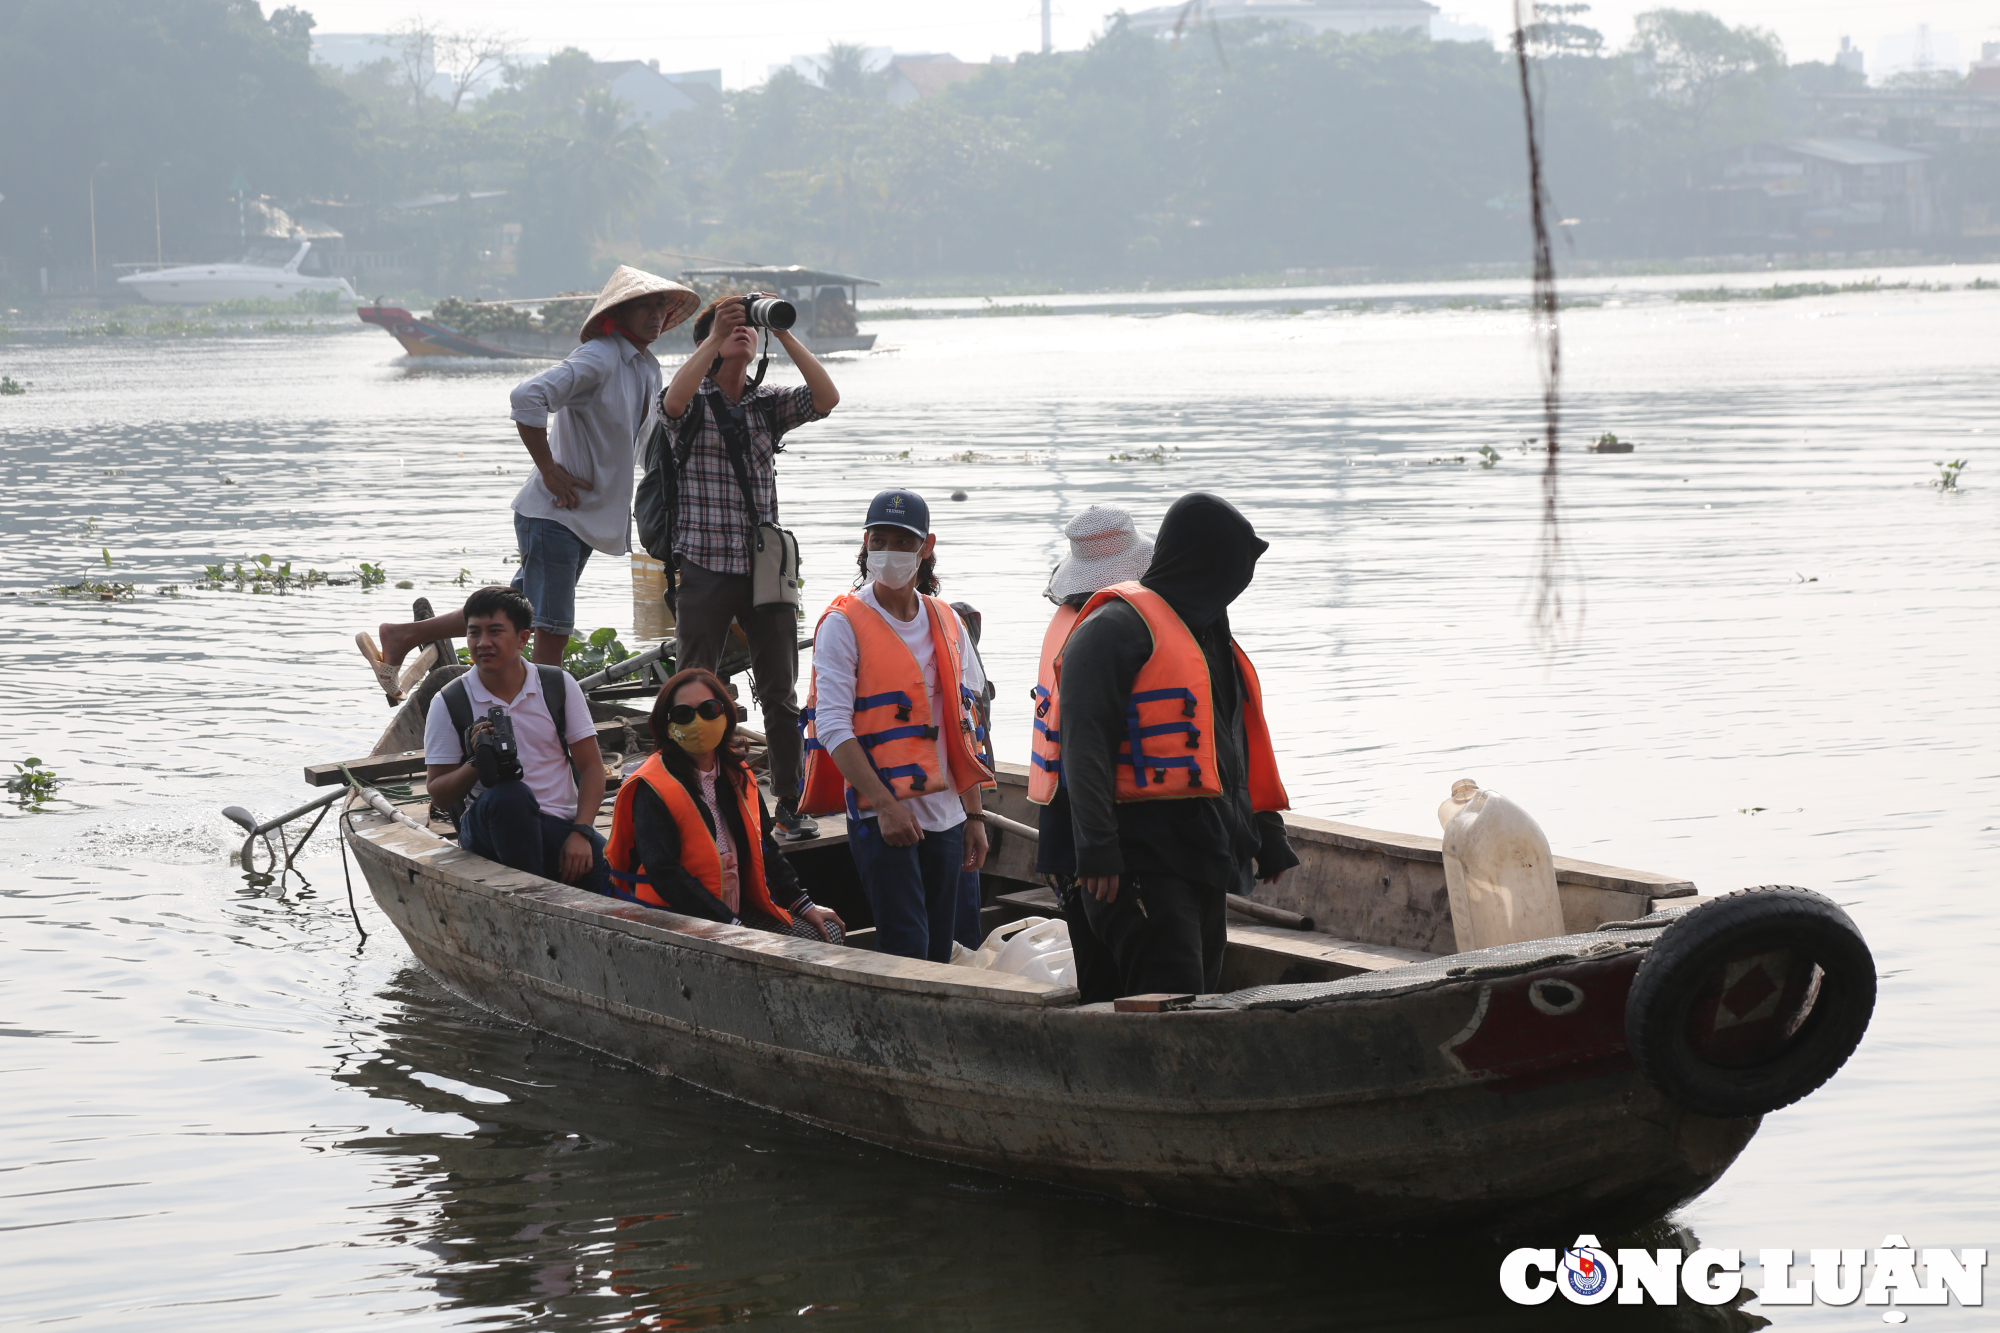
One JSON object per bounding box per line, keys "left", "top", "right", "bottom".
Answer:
{"left": 510, "top": 512, "right": 593, "bottom": 637}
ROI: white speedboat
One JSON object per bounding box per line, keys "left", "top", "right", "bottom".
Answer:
{"left": 117, "top": 241, "right": 358, "bottom": 305}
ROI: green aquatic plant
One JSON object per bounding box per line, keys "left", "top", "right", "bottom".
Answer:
{"left": 564, "top": 626, "right": 630, "bottom": 680}
{"left": 1108, "top": 445, "right": 1180, "bottom": 464}
{"left": 1477, "top": 445, "right": 1502, "bottom": 468}
{"left": 194, "top": 557, "right": 337, "bottom": 593}
{"left": 0, "top": 375, "right": 26, "bottom": 395}
{"left": 1934, "top": 459, "right": 1969, "bottom": 491}
{"left": 51, "top": 577, "right": 136, "bottom": 600}
{"left": 358, "top": 562, "right": 388, "bottom": 589}
{"left": 7, "top": 758, "right": 59, "bottom": 810}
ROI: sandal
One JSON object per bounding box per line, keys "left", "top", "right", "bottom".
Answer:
{"left": 355, "top": 632, "right": 406, "bottom": 706}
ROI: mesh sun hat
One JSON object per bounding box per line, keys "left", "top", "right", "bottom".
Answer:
{"left": 1046, "top": 504, "right": 1155, "bottom": 602}
{"left": 578, "top": 265, "right": 701, "bottom": 342}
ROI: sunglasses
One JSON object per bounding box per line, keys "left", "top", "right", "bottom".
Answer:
{"left": 667, "top": 698, "right": 728, "bottom": 725}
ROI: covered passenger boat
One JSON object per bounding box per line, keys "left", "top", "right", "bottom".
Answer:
{"left": 322, "top": 669, "right": 1874, "bottom": 1234}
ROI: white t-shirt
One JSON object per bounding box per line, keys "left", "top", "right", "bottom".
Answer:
{"left": 424, "top": 666, "right": 597, "bottom": 822}
{"left": 811, "top": 585, "right": 985, "bottom": 834}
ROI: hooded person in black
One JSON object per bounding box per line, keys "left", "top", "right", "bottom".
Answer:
{"left": 1059, "top": 492, "right": 1298, "bottom": 997}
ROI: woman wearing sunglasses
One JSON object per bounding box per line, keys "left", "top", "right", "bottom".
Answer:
{"left": 604, "top": 667, "right": 846, "bottom": 942}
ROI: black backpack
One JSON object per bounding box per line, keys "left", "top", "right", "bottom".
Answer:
{"left": 634, "top": 390, "right": 784, "bottom": 610}
{"left": 438, "top": 665, "right": 579, "bottom": 818}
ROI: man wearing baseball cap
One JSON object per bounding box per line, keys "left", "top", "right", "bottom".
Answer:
{"left": 796, "top": 489, "right": 995, "bottom": 961}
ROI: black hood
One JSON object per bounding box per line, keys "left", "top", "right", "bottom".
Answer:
{"left": 1140, "top": 492, "right": 1267, "bottom": 631}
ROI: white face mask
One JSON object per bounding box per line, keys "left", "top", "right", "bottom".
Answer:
{"left": 866, "top": 549, "right": 922, "bottom": 588}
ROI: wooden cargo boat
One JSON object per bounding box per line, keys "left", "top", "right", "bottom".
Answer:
{"left": 358, "top": 266, "right": 879, "bottom": 361}
{"left": 326, "top": 674, "right": 1874, "bottom": 1234}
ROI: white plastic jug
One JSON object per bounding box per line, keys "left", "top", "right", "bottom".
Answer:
{"left": 1438, "top": 778, "right": 1567, "bottom": 950}
{"left": 953, "top": 916, "right": 1074, "bottom": 979}
{"left": 1011, "top": 945, "right": 1075, "bottom": 987}
{"left": 992, "top": 917, "right": 1071, "bottom": 977}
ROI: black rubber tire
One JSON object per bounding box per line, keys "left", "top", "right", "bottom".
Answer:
{"left": 1626, "top": 885, "right": 1875, "bottom": 1119}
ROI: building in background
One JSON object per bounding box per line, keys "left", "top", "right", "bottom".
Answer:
{"left": 1705, "top": 138, "right": 1937, "bottom": 251}
{"left": 594, "top": 60, "right": 720, "bottom": 124}
{"left": 1835, "top": 37, "right": 1865, "bottom": 78}
{"left": 1968, "top": 43, "right": 2000, "bottom": 95}
{"left": 885, "top": 56, "right": 989, "bottom": 105}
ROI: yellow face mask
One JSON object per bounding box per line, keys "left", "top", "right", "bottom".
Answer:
{"left": 669, "top": 714, "right": 728, "bottom": 756}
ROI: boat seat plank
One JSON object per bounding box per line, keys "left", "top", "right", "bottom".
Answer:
{"left": 992, "top": 888, "right": 1438, "bottom": 975}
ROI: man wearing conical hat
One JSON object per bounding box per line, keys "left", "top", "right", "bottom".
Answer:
{"left": 358, "top": 267, "right": 698, "bottom": 695}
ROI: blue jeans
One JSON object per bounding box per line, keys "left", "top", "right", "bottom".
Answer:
{"left": 847, "top": 817, "right": 966, "bottom": 963}
{"left": 460, "top": 780, "right": 608, "bottom": 894}
{"left": 955, "top": 868, "right": 985, "bottom": 951}
{"left": 510, "top": 512, "right": 594, "bottom": 638}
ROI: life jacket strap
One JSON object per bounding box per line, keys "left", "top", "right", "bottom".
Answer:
{"left": 855, "top": 690, "right": 916, "bottom": 722}
{"left": 859, "top": 724, "right": 940, "bottom": 748}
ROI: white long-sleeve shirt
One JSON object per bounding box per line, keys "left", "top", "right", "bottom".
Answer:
{"left": 509, "top": 333, "right": 661, "bottom": 555}
{"left": 811, "top": 585, "right": 985, "bottom": 833}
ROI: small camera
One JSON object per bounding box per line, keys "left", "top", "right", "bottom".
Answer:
{"left": 471, "top": 706, "right": 523, "bottom": 786}
{"left": 740, "top": 295, "right": 796, "bottom": 330}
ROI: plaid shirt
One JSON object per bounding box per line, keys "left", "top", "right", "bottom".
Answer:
{"left": 664, "top": 379, "right": 826, "bottom": 577}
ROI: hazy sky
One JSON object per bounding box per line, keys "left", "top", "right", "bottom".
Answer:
{"left": 299, "top": 1, "right": 2000, "bottom": 89}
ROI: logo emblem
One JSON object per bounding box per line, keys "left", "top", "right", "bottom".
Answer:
{"left": 1560, "top": 1235, "right": 1617, "bottom": 1304}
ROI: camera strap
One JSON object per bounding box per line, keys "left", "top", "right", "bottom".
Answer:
{"left": 707, "top": 390, "right": 767, "bottom": 538}
{"left": 744, "top": 328, "right": 772, "bottom": 392}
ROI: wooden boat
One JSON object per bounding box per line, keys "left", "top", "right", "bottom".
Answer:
{"left": 325, "top": 672, "right": 1875, "bottom": 1234}
{"left": 358, "top": 266, "right": 879, "bottom": 361}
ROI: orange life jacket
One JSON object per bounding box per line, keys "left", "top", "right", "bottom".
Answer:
{"left": 604, "top": 752, "right": 793, "bottom": 927}
{"left": 798, "top": 591, "right": 994, "bottom": 818}
{"left": 1059, "top": 581, "right": 1289, "bottom": 810}
{"left": 1026, "top": 603, "right": 1081, "bottom": 805}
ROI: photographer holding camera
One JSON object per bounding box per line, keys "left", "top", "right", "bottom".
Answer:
{"left": 657, "top": 292, "right": 840, "bottom": 840}
{"left": 424, "top": 586, "right": 609, "bottom": 893}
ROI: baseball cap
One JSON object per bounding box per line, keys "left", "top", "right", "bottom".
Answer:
{"left": 864, "top": 488, "right": 930, "bottom": 538}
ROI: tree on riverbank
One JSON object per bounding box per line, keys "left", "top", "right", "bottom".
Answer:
{"left": 1, "top": 2, "right": 1990, "bottom": 299}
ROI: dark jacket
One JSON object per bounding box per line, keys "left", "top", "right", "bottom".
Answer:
{"left": 630, "top": 757, "right": 807, "bottom": 927}
{"left": 1058, "top": 493, "right": 1299, "bottom": 891}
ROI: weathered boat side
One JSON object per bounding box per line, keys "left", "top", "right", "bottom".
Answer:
{"left": 346, "top": 793, "right": 1754, "bottom": 1233}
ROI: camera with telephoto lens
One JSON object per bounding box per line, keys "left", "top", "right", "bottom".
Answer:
{"left": 471, "top": 706, "right": 523, "bottom": 786}
{"left": 740, "top": 294, "right": 796, "bottom": 330}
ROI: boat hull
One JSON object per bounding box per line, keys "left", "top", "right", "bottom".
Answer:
{"left": 347, "top": 808, "right": 1755, "bottom": 1234}
{"left": 357, "top": 306, "right": 876, "bottom": 360}
{"left": 119, "top": 270, "right": 357, "bottom": 305}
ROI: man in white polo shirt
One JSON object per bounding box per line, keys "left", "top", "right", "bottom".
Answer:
{"left": 424, "top": 586, "right": 609, "bottom": 891}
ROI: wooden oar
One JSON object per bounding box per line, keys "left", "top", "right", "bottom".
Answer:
{"left": 980, "top": 809, "right": 1315, "bottom": 931}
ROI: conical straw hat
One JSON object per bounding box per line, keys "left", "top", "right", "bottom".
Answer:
{"left": 579, "top": 265, "right": 700, "bottom": 342}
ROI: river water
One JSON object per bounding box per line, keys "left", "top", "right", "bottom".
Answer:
{"left": 2, "top": 268, "right": 1996, "bottom": 1330}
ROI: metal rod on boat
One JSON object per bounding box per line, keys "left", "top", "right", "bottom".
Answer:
{"left": 222, "top": 787, "right": 347, "bottom": 875}
{"left": 981, "top": 810, "right": 1041, "bottom": 842}
{"left": 352, "top": 784, "right": 429, "bottom": 834}
{"left": 577, "top": 642, "right": 667, "bottom": 692}
{"left": 1224, "top": 894, "right": 1314, "bottom": 933}
{"left": 979, "top": 808, "right": 1315, "bottom": 930}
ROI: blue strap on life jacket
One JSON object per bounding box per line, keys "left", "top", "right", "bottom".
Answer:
{"left": 860, "top": 724, "right": 939, "bottom": 749}
{"left": 1123, "top": 687, "right": 1202, "bottom": 789}
{"left": 855, "top": 690, "right": 915, "bottom": 720}
{"left": 1030, "top": 752, "right": 1061, "bottom": 773}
